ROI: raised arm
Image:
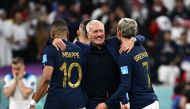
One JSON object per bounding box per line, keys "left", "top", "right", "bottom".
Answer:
{"left": 52, "top": 38, "right": 66, "bottom": 51}
{"left": 106, "top": 35, "right": 145, "bottom": 53}
{"left": 17, "top": 75, "right": 37, "bottom": 99}
{"left": 119, "top": 35, "right": 145, "bottom": 53}
{"left": 46, "top": 37, "right": 66, "bottom": 51}
{"left": 3, "top": 75, "right": 17, "bottom": 97}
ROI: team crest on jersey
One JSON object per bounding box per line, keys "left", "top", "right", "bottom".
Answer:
{"left": 42, "top": 54, "right": 47, "bottom": 63}
{"left": 120, "top": 66, "right": 128, "bottom": 74}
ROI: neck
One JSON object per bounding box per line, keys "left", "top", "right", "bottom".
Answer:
{"left": 78, "top": 36, "right": 90, "bottom": 44}
{"left": 92, "top": 42, "right": 103, "bottom": 49}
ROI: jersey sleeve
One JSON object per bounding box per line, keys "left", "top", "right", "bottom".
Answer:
{"left": 105, "top": 54, "right": 132, "bottom": 107}
{"left": 3, "top": 74, "right": 13, "bottom": 88}
{"left": 106, "top": 36, "right": 119, "bottom": 42}
{"left": 24, "top": 74, "right": 37, "bottom": 92}
{"left": 42, "top": 46, "right": 56, "bottom": 68}
{"left": 120, "top": 94, "right": 129, "bottom": 104}
{"left": 135, "top": 35, "right": 145, "bottom": 45}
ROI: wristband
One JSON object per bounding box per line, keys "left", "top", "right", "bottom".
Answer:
{"left": 131, "top": 37, "right": 137, "bottom": 42}
{"left": 30, "top": 99, "right": 37, "bottom": 106}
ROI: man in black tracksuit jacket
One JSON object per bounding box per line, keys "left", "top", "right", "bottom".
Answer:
{"left": 76, "top": 20, "right": 145, "bottom": 109}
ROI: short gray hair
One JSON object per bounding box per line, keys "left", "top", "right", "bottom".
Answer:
{"left": 86, "top": 20, "right": 104, "bottom": 33}
{"left": 118, "top": 18, "right": 138, "bottom": 38}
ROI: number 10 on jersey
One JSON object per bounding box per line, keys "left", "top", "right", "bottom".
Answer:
{"left": 59, "top": 62, "right": 82, "bottom": 88}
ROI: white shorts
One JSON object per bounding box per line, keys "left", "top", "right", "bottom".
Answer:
{"left": 142, "top": 101, "right": 159, "bottom": 109}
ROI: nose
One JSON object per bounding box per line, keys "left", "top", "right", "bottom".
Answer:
{"left": 97, "top": 30, "right": 103, "bottom": 36}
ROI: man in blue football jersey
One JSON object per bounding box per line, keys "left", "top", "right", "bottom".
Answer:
{"left": 96, "top": 18, "right": 159, "bottom": 109}
{"left": 29, "top": 20, "right": 87, "bottom": 109}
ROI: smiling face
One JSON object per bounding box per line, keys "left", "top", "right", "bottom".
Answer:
{"left": 87, "top": 21, "right": 105, "bottom": 46}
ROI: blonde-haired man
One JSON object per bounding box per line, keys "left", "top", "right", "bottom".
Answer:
{"left": 96, "top": 18, "right": 159, "bottom": 109}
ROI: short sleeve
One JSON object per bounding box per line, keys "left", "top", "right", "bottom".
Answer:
{"left": 42, "top": 46, "right": 56, "bottom": 67}
{"left": 3, "top": 74, "right": 13, "bottom": 88}
{"left": 24, "top": 75, "right": 37, "bottom": 92}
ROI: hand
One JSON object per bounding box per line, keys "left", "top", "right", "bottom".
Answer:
{"left": 95, "top": 103, "right": 108, "bottom": 109}
{"left": 121, "top": 104, "right": 129, "bottom": 109}
{"left": 12, "top": 73, "right": 19, "bottom": 84}
{"left": 17, "top": 72, "right": 23, "bottom": 80}
{"left": 29, "top": 105, "right": 35, "bottom": 109}
{"left": 13, "top": 72, "right": 18, "bottom": 79}
{"left": 119, "top": 38, "right": 135, "bottom": 54}
{"left": 52, "top": 38, "right": 66, "bottom": 51}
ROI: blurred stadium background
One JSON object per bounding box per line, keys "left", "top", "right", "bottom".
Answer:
{"left": 0, "top": 0, "right": 190, "bottom": 109}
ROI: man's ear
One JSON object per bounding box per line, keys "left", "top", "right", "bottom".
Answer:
{"left": 87, "top": 32, "right": 90, "bottom": 39}
{"left": 77, "top": 30, "right": 80, "bottom": 36}
{"left": 119, "top": 31, "right": 122, "bottom": 37}
{"left": 67, "top": 31, "right": 69, "bottom": 39}
{"left": 117, "top": 31, "right": 122, "bottom": 39}
{"left": 50, "top": 29, "right": 55, "bottom": 38}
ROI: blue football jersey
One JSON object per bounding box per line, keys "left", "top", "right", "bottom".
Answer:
{"left": 105, "top": 45, "right": 157, "bottom": 109}
{"left": 42, "top": 40, "right": 87, "bottom": 109}
{"left": 119, "top": 45, "right": 158, "bottom": 109}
